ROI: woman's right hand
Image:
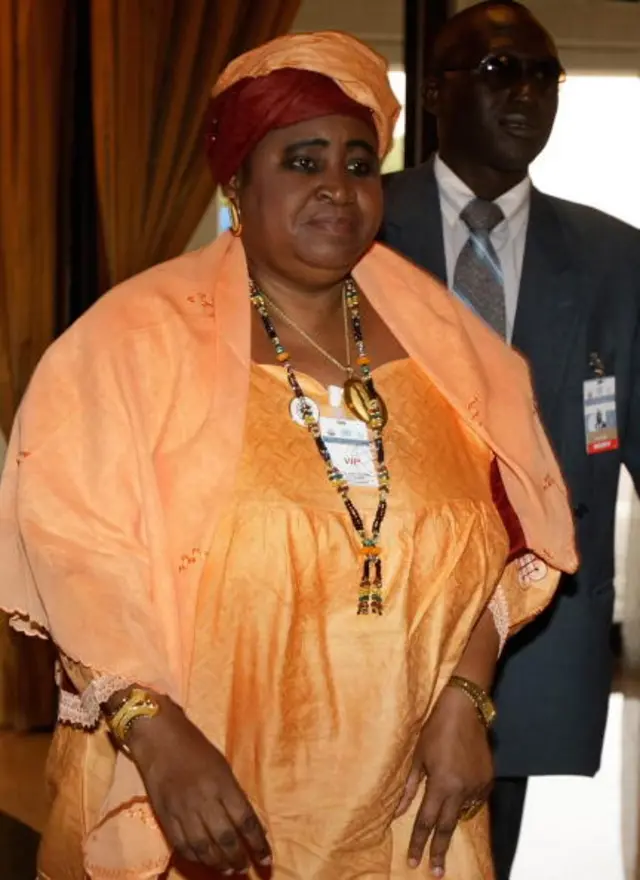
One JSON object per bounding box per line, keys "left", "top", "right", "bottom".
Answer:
{"left": 127, "top": 696, "right": 272, "bottom": 874}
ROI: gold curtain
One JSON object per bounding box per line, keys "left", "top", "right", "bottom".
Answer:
{"left": 90, "top": 0, "right": 302, "bottom": 288}
{"left": 0, "top": 0, "right": 71, "bottom": 436}
{"left": 0, "top": 0, "right": 71, "bottom": 728}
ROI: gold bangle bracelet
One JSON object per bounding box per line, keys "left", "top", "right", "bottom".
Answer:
{"left": 107, "top": 688, "right": 160, "bottom": 748}
{"left": 448, "top": 675, "right": 497, "bottom": 730}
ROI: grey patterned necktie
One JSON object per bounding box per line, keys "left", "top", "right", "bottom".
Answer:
{"left": 453, "top": 198, "right": 506, "bottom": 338}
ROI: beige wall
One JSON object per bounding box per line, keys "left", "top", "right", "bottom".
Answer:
{"left": 294, "top": 0, "right": 640, "bottom": 73}
{"left": 454, "top": 0, "right": 640, "bottom": 72}
{"left": 295, "top": 0, "right": 640, "bottom": 73}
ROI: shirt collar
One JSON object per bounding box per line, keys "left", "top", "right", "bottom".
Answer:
{"left": 433, "top": 154, "right": 531, "bottom": 244}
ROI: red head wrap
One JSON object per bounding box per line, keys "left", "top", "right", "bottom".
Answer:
{"left": 205, "top": 68, "right": 378, "bottom": 185}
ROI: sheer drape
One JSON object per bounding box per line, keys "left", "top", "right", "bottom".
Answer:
{"left": 91, "top": 0, "right": 301, "bottom": 288}
{"left": 0, "top": 0, "right": 70, "bottom": 436}
{"left": 0, "top": 0, "right": 71, "bottom": 729}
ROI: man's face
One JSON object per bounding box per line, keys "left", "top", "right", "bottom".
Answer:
{"left": 431, "top": 7, "right": 561, "bottom": 173}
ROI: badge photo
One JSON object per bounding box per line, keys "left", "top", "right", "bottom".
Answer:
{"left": 583, "top": 376, "right": 619, "bottom": 455}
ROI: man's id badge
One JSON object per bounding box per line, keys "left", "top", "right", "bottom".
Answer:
{"left": 319, "top": 416, "right": 377, "bottom": 487}
{"left": 583, "top": 376, "right": 619, "bottom": 454}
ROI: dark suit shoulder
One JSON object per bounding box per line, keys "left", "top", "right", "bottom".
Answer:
{"left": 383, "top": 163, "right": 432, "bottom": 196}
{"left": 540, "top": 191, "right": 640, "bottom": 254}
{"left": 382, "top": 163, "right": 435, "bottom": 221}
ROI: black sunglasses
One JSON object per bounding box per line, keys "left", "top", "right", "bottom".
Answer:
{"left": 441, "top": 53, "right": 566, "bottom": 91}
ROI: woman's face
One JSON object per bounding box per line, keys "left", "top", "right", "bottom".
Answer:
{"left": 229, "top": 114, "right": 382, "bottom": 289}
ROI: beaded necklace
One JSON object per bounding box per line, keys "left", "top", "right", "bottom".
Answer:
{"left": 262, "top": 290, "right": 353, "bottom": 377}
{"left": 249, "top": 277, "right": 390, "bottom": 615}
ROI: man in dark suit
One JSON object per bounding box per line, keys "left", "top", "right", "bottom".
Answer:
{"left": 380, "top": 2, "right": 640, "bottom": 878}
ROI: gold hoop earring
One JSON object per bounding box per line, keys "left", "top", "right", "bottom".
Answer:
{"left": 228, "top": 200, "right": 243, "bottom": 237}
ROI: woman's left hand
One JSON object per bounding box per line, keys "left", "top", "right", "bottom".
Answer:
{"left": 395, "top": 685, "right": 494, "bottom": 877}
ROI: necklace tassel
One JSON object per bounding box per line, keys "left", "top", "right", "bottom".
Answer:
{"left": 358, "top": 557, "right": 372, "bottom": 615}
{"left": 357, "top": 556, "right": 384, "bottom": 616}
{"left": 370, "top": 557, "right": 383, "bottom": 615}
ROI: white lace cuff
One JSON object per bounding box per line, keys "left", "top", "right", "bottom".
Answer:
{"left": 56, "top": 664, "right": 130, "bottom": 729}
{"left": 488, "top": 584, "right": 510, "bottom": 655}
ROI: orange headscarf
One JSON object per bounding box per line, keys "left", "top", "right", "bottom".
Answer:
{"left": 206, "top": 31, "right": 400, "bottom": 184}
{"left": 206, "top": 68, "right": 380, "bottom": 185}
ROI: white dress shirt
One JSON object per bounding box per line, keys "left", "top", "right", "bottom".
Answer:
{"left": 433, "top": 154, "right": 531, "bottom": 342}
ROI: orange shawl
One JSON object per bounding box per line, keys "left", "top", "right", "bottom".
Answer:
{"left": 0, "top": 234, "right": 577, "bottom": 875}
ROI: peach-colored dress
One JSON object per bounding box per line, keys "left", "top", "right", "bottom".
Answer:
{"left": 172, "top": 359, "right": 508, "bottom": 879}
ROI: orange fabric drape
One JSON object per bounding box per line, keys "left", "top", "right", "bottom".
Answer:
{"left": 0, "top": 0, "right": 71, "bottom": 728}
{"left": 90, "top": 0, "right": 302, "bottom": 289}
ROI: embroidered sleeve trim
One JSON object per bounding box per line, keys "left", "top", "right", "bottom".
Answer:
{"left": 57, "top": 671, "right": 130, "bottom": 729}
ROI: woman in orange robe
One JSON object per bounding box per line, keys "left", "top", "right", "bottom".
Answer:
{"left": 0, "top": 31, "right": 576, "bottom": 880}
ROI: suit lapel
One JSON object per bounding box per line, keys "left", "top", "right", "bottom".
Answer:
{"left": 388, "top": 174, "right": 584, "bottom": 422}
{"left": 513, "top": 189, "right": 582, "bottom": 422}
{"left": 387, "top": 158, "right": 448, "bottom": 283}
